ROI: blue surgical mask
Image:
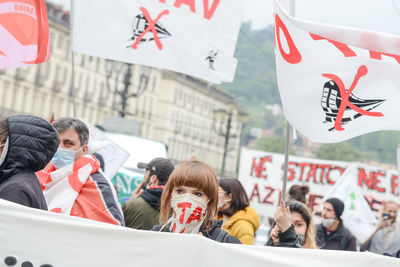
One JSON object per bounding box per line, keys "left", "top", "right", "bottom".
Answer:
{"left": 51, "top": 147, "right": 77, "bottom": 169}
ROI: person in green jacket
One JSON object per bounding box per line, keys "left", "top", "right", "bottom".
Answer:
{"left": 122, "top": 157, "right": 174, "bottom": 230}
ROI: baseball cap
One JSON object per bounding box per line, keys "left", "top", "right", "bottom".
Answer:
{"left": 137, "top": 157, "right": 174, "bottom": 182}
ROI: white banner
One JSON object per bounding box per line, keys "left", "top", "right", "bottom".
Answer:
{"left": 397, "top": 145, "right": 400, "bottom": 187}
{"left": 1, "top": 199, "right": 399, "bottom": 267}
{"left": 84, "top": 121, "right": 129, "bottom": 179}
{"left": 238, "top": 148, "right": 399, "bottom": 224}
{"left": 274, "top": 0, "right": 400, "bottom": 143}
{"left": 322, "top": 168, "right": 377, "bottom": 244}
{"left": 71, "top": 0, "right": 245, "bottom": 84}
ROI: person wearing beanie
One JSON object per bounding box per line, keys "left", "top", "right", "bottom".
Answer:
{"left": 316, "top": 198, "right": 357, "bottom": 251}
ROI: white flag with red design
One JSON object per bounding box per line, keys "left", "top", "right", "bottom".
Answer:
{"left": 37, "top": 155, "right": 96, "bottom": 214}
{"left": 71, "top": 0, "right": 245, "bottom": 84}
{"left": 274, "top": 0, "right": 400, "bottom": 143}
{"left": 0, "top": 0, "right": 50, "bottom": 69}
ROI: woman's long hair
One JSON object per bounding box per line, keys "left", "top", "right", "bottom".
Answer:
{"left": 159, "top": 160, "right": 219, "bottom": 230}
{"left": 218, "top": 178, "right": 249, "bottom": 217}
{"left": 286, "top": 200, "right": 318, "bottom": 249}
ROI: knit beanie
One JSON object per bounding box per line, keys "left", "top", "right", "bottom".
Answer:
{"left": 325, "top": 198, "right": 344, "bottom": 218}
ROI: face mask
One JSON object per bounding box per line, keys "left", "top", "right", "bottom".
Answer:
{"left": 217, "top": 199, "right": 229, "bottom": 209}
{"left": 169, "top": 193, "right": 208, "bottom": 234}
{"left": 298, "top": 234, "right": 306, "bottom": 245}
{"left": 322, "top": 217, "right": 336, "bottom": 228}
{"left": 51, "top": 147, "right": 78, "bottom": 169}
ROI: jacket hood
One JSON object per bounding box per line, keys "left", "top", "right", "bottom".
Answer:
{"left": 141, "top": 187, "right": 163, "bottom": 210}
{"left": 0, "top": 115, "right": 59, "bottom": 184}
{"left": 224, "top": 206, "right": 260, "bottom": 231}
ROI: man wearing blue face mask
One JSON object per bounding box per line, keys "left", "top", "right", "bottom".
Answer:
{"left": 36, "top": 118, "right": 124, "bottom": 226}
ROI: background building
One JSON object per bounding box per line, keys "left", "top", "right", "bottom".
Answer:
{"left": 0, "top": 2, "right": 246, "bottom": 177}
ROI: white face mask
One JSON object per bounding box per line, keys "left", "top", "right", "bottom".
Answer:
{"left": 217, "top": 199, "right": 229, "bottom": 209}
{"left": 169, "top": 193, "right": 208, "bottom": 234}
{"left": 322, "top": 217, "right": 336, "bottom": 228}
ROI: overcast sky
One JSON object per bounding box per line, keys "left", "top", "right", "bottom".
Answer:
{"left": 50, "top": 0, "right": 400, "bottom": 35}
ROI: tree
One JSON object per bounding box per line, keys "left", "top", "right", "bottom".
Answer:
{"left": 316, "top": 143, "right": 364, "bottom": 162}
{"left": 251, "top": 136, "right": 295, "bottom": 154}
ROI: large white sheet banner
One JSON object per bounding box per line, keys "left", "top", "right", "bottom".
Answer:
{"left": 1, "top": 199, "right": 399, "bottom": 267}
{"left": 72, "top": 0, "right": 245, "bottom": 84}
{"left": 274, "top": 0, "right": 400, "bottom": 143}
{"left": 238, "top": 148, "right": 399, "bottom": 225}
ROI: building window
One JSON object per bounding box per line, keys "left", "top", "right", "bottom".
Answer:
{"left": 57, "top": 35, "right": 64, "bottom": 50}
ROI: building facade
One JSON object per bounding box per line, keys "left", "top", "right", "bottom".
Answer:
{"left": 0, "top": 2, "right": 246, "bottom": 177}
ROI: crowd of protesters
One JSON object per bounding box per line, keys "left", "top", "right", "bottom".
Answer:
{"left": 0, "top": 115, "right": 399, "bottom": 258}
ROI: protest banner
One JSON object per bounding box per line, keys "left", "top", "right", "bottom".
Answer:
{"left": 111, "top": 167, "right": 143, "bottom": 205}
{"left": 0, "top": 0, "right": 50, "bottom": 69}
{"left": 71, "top": 0, "right": 245, "bottom": 84}
{"left": 1, "top": 199, "right": 398, "bottom": 267}
{"left": 239, "top": 147, "right": 399, "bottom": 224}
{"left": 273, "top": 0, "right": 400, "bottom": 143}
{"left": 397, "top": 145, "right": 400, "bottom": 184}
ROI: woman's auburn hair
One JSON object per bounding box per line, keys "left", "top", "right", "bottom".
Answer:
{"left": 286, "top": 200, "right": 318, "bottom": 249}
{"left": 159, "top": 160, "right": 219, "bottom": 230}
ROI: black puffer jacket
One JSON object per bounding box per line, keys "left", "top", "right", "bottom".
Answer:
{"left": 0, "top": 115, "right": 59, "bottom": 210}
{"left": 152, "top": 219, "right": 241, "bottom": 244}
{"left": 265, "top": 224, "right": 302, "bottom": 248}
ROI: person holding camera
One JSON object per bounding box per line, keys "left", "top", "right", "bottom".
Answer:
{"left": 362, "top": 201, "right": 400, "bottom": 254}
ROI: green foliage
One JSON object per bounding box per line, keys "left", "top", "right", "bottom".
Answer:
{"left": 251, "top": 136, "right": 295, "bottom": 154}
{"left": 316, "top": 142, "right": 364, "bottom": 162}
{"left": 221, "top": 22, "right": 279, "bottom": 129}
{"left": 348, "top": 131, "right": 400, "bottom": 164}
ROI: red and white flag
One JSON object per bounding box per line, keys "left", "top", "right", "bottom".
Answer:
{"left": 0, "top": 0, "right": 50, "bottom": 69}
{"left": 71, "top": 0, "right": 245, "bottom": 84}
{"left": 274, "top": 0, "right": 400, "bottom": 143}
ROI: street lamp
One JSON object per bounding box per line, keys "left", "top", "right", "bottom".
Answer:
{"left": 213, "top": 104, "right": 247, "bottom": 177}
{"left": 104, "top": 59, "right": 148, "bottom": 117}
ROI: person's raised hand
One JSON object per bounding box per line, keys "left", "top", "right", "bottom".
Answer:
{"left": 274, "top": 199, "right": 292, "bottom": 233}
{"left": 130, "top": 183, "right": 144, "bottom": 199}
{"left": 270, "top": 225, "right": 280, "bottom": 245}
{"left": 377, "top": 218, "right": 390, "bottom": 230}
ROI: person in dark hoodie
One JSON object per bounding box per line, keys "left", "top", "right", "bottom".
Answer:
{"left": 316, "top": 198, "right": 357, "bottom": 251}
{"left": 0, "top": 115, "right": 59, "bottom": 210}
{"left": 152, "top": 160, "right": 241, "bottom": 244}
{"left": 122, "top": 157, "right": 175, "bottom": 230}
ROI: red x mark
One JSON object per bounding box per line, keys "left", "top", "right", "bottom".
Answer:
{"left": 131, "top": 7, "right": 170, "bottom": 50}
{"left": 322, "top": 65, "right": 384, "bottom": 131}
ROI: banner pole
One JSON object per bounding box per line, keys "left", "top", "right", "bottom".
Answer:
{"left": 281, "top": 0, "right": 295, "bottom": 202}
{"left": 70, "top": 0, "right": 77, "bottom": 118}
{"left": 71, "top": 52, "right": 77, "bottom": 119}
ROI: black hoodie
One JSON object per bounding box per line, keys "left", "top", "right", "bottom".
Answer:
{"left": 0, "top": 115, "right": 59, "bottom": 210}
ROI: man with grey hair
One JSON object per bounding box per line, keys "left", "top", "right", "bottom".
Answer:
{"left": 37, "top": 117, "right": 124, "bottom": 226}
{"left": 362, "top": 201, "right": 400, "bottom": 255}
